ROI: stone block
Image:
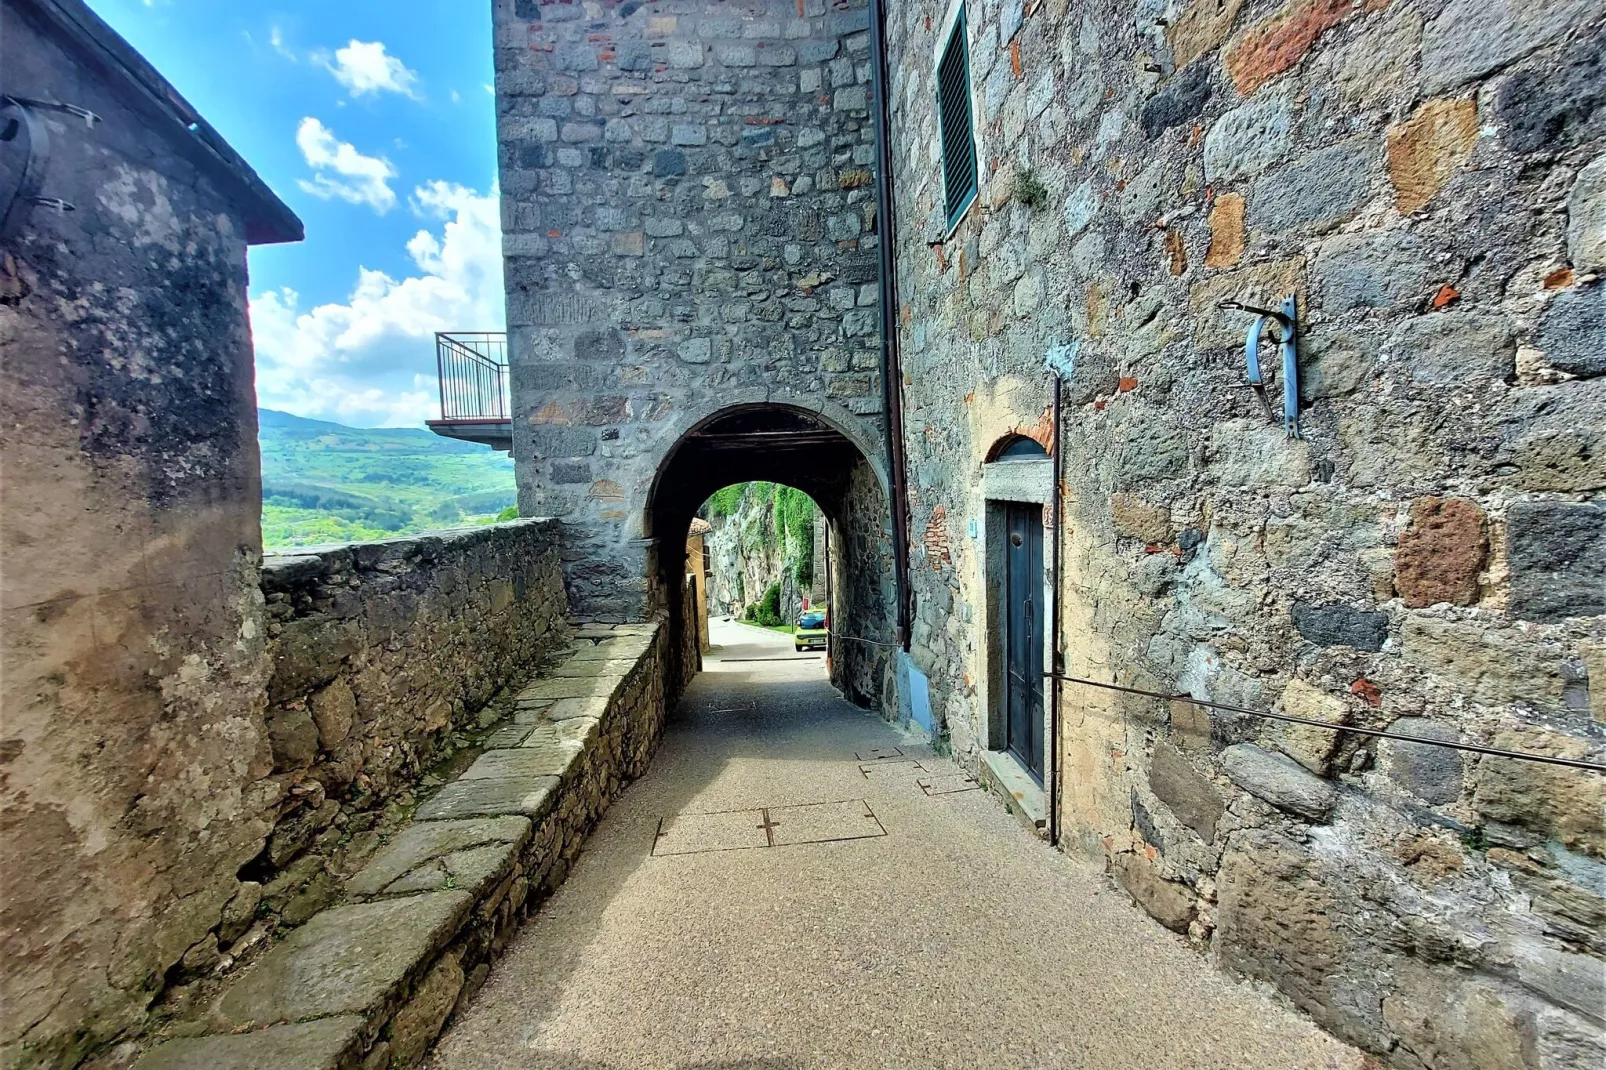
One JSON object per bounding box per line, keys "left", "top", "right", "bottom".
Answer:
{"left": 216, "top": 891, "right": 471, "bottom": 1028}
{"left": 1205, "top": 419, "right": 1311, "bottom": 487}
{"left": 1386, "top": 97, "right": 1480, "bottom": 215}
{"left": 1297, "top": 330, "right": 1377, "bottom": 401}
{"left": 415, "top": 776, "right": 559, "bottom": 822}
{"left": 1401, "top": 617, "right": 1565, "bottom": 707}
{"left": 1311, "top": 229, "right": 1433, "bottom": 312}
{"left": 1395, "top": 496, "right": 1486, "bottom": 608}
{"left": 1140, "top": 62, "right": 1213, "bottom": 138}
{"left": 666, "top": 39, "right": 704, "bottom": 69}
{"left": 1291, "top": 602, "right": 1388, "bottom": 651}
{"left": 1474, "top": 726, "right": 1606, "bottom": 855}
{"left": 267, "top": 707, "right": 320, "bottom": 771}
{"left": 1421, "top": 0, "right": 1600, "bottom": 93}
{"left": 1168, "top": 0, "right": 1246, "bottom": 68}
{"left": 653, "top": 149, "right": 687, "bottom": 177}
{"left": 524, "top": 673, "right": 624, "bottom": 700}
{"left": 1112, "top": 853, "right": 1195, "bottom": 933}
{"left": 1392, "top": 311, "right": 1516, "bottom": 386}
{"left": 1224, "top": 0, "right": 1356, "bottom": 96}
{"left": 1276, "top": 679, "right": 1349, "bottom": 776}
{"left": 1382, "top": 961, "right": 1536, "bottom": 1070}
{"left": 1379, "top": 717, "right": 1463, "bottom": 805}
{"left": 131, "top": 1017, "right": 367, "bottom": 1070}
{"left": 461, "top": 742, "right": 581, "bottom": 781}
{"left": 1222, "top": 743, "right": 1336, "bottom": 821}
{"left": 387, "top": 954, "right": 464, "bottom": 1067}
{"left": 1249, "top": 137, "right": 1374, "bottom": 236}
{"left": 1205, "top": 192, "right": 1244, "bottom": 269}
{"left": 309, "top": 679, "right": 355, "bottom": 750}
{"left": 1148, "top": 741, "right": 1224, "bottom": 843}
{"left": 347, "top": 817, "right": 531, "bottom": 897}
{"left": 1568, "top": 156, "right": 1606, "bottom": 275}
{"left": 1114, "top": 412, "right": 1191, "bottom": 487}
{"left": 1495, "top": 35, "right": 1605, "bottom": 155}
{"left": 1536, "top": 284, "right": 1605, "bottom": 379}
{"left": 1507, "top": 501, "right": 1606, "bottom": 621}
{"left": 1215, "top": 830, "right": 1350, "bottom": 1033}
{"left": 546, "top": 696, "right": 611, "bottom": 721}
{"left": 1110, "top": 493, "right": 1173, "bottom": 543}
{"left": 1202, "top": 94, "right": 1292, "bottom": 183}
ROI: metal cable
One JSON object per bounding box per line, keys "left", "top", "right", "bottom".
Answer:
{"left": 1046, "top": 673, "right": 1606, "bottom": 773}
{"left": 833, "top": 634, "right": 900, "bottom": 648}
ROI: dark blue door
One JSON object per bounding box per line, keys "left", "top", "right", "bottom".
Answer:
{"left": 1004, "top": 502, "right": 1044, "bottom": 781}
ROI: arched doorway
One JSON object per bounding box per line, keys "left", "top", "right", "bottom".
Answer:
{"left": 646, "top": 404, "right": 895, "bottom": 709}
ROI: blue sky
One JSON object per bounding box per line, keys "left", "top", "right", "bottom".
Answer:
{"left": 92, "top": 0, "right": 506, "bottom": 427}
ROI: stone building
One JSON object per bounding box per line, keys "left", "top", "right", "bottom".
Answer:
{"left": 0, "top": 1, "right": 300, "bottom": 1063}
{"left": 488, "top": 0, "right": 1605, "bottom": 1063}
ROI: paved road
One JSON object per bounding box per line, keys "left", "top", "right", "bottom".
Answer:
{"left": 428, "top": 619, "right": 1360, "bottom": 1070}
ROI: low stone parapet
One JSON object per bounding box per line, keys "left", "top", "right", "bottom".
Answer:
{"left": 132, "top": 623, "right": 668, "bottom": 1070}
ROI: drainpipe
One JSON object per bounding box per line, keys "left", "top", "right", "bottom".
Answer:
{"left": 869, "top": 0, "right": 912, "bottom": 652}
{"left": 1048, "top": 373, "right": 1063, "bottom": 847}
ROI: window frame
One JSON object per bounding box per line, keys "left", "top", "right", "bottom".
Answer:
{"left": 933, "top": 0, "right": 980, "bottom": 238}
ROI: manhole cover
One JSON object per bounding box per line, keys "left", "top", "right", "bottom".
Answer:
{"left": 767, "top": 799, "right": 885, "bottom": 846}
{"left": 855, "top": 747, "right": 903, "bottom": 761}
{"left": 918, "top": 774, "right": 979, "bottom": 796}
{"left": 652, "top": 809, "right": 769, "bottom": 856}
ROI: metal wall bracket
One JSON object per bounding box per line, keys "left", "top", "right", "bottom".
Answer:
{"left": 1, "top": 96, "right": 100, "bottom": 241}
{"left": 1220, "top": 294, "right": 1301, "bottom": 438}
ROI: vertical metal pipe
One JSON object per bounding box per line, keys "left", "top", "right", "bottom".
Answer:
{"left": 1048, "top": 373, "right": 1063, "bottom": 847}
{"left": 869, "top": 0, "right": 913, "bottom": 651}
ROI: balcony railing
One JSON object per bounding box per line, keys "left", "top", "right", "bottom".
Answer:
{"left": 427, "top": 331, "right": 512, "bottom": 449}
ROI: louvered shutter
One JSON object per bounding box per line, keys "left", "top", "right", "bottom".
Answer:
{"left": 936, "top": 10, "right": 977, "bottom": 228}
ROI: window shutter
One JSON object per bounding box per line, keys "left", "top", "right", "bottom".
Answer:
{"left": 936, "top": 9, "right": 978, "bottom": 228}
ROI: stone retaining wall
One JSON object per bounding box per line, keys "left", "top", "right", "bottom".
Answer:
{"left": 132, "top": 622, "right": 672, "bottom": 1070}
{"left": 131, "top": 523, "right": 576, "bottom": 1050}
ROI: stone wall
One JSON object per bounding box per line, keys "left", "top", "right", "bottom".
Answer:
{"left": 491, "top": 0, "right": 887, "bottom": 621}
{"left": 883, "top": 0, "right": 1605, "bottom": 1064}
{"left": 0, "top": 5, "right": 295, "bottom": 1066}
{"left": 131, "top": 623, "right": 673, "bottom": 1070}
{"left": 259, "top": 522, "right": 572, "bottom": 805}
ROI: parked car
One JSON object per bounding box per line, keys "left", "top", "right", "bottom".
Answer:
{"left": 794, "top": 610, "right": 828, "bottom": 652}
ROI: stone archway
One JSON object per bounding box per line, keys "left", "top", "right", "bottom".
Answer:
{"left": 645, "top": 403, "right": 896, "bottom": 707}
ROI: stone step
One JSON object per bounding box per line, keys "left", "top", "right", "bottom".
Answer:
{"left": 131, "top": 1016, "right": 367, "bottom": 1070}
{"left": 132, "top": 621, "right": 666, "bottom": 1070}
{"left": 213, "top": 891, "right": 472, "bottom": 1032}
{"left": 345, "top": 817, "right": 531, "bottom": 899}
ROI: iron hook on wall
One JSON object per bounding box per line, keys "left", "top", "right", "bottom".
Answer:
{"left": 1219, "top": 294, "right": 1301, "bottom": 439}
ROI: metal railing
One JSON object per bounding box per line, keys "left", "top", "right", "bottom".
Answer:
{"left": 435, "top": 331, "right": 508, "bottom": 421}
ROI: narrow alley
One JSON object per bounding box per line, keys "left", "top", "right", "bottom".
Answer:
{"left": 426, "top": 619, "right": 1360, "bottom": 1070}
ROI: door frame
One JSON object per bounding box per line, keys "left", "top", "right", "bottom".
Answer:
{"left": 979, "top": 454, "right": 1055, "bottom": 809}
{"left": 1002, "top": 499, "right": 1045, "bottom": 779}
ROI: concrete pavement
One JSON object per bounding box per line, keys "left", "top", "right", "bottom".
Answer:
{"left": 426, "top": 618, "right": 1361, "bottom": 1070}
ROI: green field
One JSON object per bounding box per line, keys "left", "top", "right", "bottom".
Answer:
{"left": 258, "top": 409, "right": 516, "bottom": 549}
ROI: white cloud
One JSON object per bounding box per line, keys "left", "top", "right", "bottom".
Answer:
{"left": 249, "top": 182, "right": 505, "bottom": 428}
{"left": 295, "top": 117, "right": 397, "bottom": 213}
{"left": 269, "top": 25, "right": 298, "bottom": 61}
{"left": 322, "top": 40, "right": 421, "bottom": 99}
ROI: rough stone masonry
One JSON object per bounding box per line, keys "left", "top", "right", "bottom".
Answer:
{"left": 881, "top": 0, "right": 1606, "bottom": 1066}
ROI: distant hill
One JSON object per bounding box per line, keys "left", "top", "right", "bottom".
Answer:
{"left": 258, "top": 409, "right": 516, "bottom": 548}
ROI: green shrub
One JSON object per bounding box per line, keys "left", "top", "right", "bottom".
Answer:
{"left": 495, "top": 505, "right": 519, "bottom": 521}
{"left": 754, "top": 582, "right": 783, "bottom": 626}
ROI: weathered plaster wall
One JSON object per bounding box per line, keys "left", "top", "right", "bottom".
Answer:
{"left": 491, "top": 0, "right": 888, "bottom": 621}
{"left": 884, "top": 0, "right": 1605, "bottom": 1064}
{"left": 0, "top": 9, "right": 277, "bottom": 1065}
